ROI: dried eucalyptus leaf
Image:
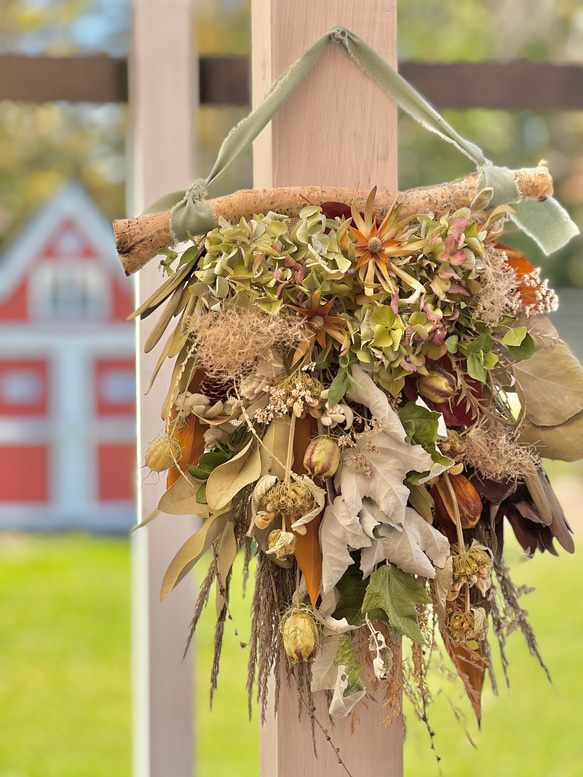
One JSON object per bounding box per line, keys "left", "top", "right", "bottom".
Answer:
{"left": 160, "top": 509, "right": 230, "bottom": 600}
{"left": 206, "top": 439, "right": 261, "bottom": 511}
{"left": 144, "top": 281, "right": 190, "bottom": 354}
{"left": 513, "top": 341, "right": 583, "bottom": 427}
{"left": 519, "top": 410, "right": 583, "bottom": 462}
{"left": 132, "top": 256, "right": 197, "bottom": 320}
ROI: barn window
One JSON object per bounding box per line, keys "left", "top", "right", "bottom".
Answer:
{"left": 31, "top": 263, "right": 107, "bottom": 318}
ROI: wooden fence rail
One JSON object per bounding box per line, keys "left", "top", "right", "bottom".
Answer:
{"left": 2, "top": 54, "right": 583, "bottom": 110}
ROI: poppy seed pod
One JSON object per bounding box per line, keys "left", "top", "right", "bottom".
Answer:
{"left": 281, "top": 606, "right": 320, "bottom": 663}
{"left": 417, "top": 369, "right": 457, "bottom": 404}
{"left": 303, "top": 437, "right": 341, "bottom": 478}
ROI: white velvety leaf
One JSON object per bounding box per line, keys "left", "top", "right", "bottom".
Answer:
{"left": 319, "top": 496, "right": 371, "bottom": 594}
{"left": 315, "top": 583, "right": 359, "bottom": 635}
{"left": 337, "top": 430, "right": 432, "bottom": 524}
{"left": 348, "top": 366, "right": 409, "bottom": 439}
{"left": 311, "top": 633, "right": 341, "bottom": 693}
{"left": 360, "top": 499, "right": 382, "bottom": 538}
{"left": 337, "top": 368, "right": 436, "bottom": 522}
{"left": 360, "top": 507, "right": 450, "bottom": 580}
{"left": 329, "top": 666, "right": 367, "bottom": 718}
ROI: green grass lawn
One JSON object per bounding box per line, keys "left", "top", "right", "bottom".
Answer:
{"left": 0, "top": 522, "right": 581, "bottom": 777}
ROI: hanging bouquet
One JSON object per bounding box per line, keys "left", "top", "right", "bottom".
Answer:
{"left": 124, "top": 170, "right": 581, "bottom": 727}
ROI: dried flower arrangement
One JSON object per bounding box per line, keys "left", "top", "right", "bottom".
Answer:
{"left": 119, "top": 167, "right": 582, "bottom": 742}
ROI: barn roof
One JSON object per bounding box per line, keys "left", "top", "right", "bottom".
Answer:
{"left": 0, "top": 181, "right": 130, "bottom": 306}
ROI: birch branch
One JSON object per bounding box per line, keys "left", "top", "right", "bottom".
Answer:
{"left": 114, "top": 166, "right": 553, "bottom": 276}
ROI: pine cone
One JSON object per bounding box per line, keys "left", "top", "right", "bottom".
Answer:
{"left": 198, "top": 374, "right": 235, "bottom": 403}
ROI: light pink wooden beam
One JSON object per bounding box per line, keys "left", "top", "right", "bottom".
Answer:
{"left": 252, "top": 2, "right": 404, "bottom": 775}
{"left": 130, "top": 2, "right": 197, "bottom": 776}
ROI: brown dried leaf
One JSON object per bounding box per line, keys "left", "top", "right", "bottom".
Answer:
{"left": 441, "top": 593, "right": 488, "bottom": 724}
{"left": 206, "top": 438, "right": 261, "bottom": 511}
{"left": 512, "top": 330, "right": 583, "bottom": 427}
{"left": 160, "top": 509, "right": 230, "bottom": 600}
{"left": 519, "top": 410, "right": 583, "bottom": 462}
{"left": 259, "top": 417, "right": 291, "bottom": 480}
{"left": 158, "top": 470, "right": 209, "bottom": 517}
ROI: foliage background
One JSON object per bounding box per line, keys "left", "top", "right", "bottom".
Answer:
{"left": 0, "top": 0, "right": 582, "bottom": 775}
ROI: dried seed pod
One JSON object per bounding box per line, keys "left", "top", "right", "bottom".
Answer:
{"left": 418, "top": 369, "right": 457, "bottom": 404}
{"left": 446, "top": 606, "right": 488, "bottom": 644}
{"left": 303, "top": 436, "right": 341, "bottom": 478}
{"left": 432, "top": 472, "right": 483, "bottom": 529}
{"left": 280, "top": 605, "right": 320, "bottom": 663}
{"left": 266, "top": 529, "right": 297, "bottom": 559}
{"left": 145, "top": 436, "right": 182, "bottom": 472}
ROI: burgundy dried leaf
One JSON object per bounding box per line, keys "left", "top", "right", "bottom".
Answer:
{"left": 320, "top": 201, "right": 353, "bottom": 220}
{"left": 469, "top": 471, "right": 517, "bottom": 505}
{"left": 503, "top": 504, "right": 558, "bottom": 557}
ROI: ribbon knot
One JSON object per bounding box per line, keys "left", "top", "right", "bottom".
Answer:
{"left": 330, "top": 27, "right": 349, "bottom": 45}
{"left": 187, "top": 179, "right": 208, "bottom": 202}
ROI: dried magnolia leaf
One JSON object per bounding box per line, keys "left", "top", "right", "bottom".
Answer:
{"left": 519, "top": 410, "right": 583, "bottom": 462}
{"left": 216, "top": 519, "right": 238, "bottom": 616}
{"left": 206, "top": 438, "right": 261, "bottom": 511}
{"left": 160, "top": 509, "right": 230, "bottom": 599}
{"left": 294, "top": 515, "right": 323, "bottom": 607}
{"left": 158, "top": 470, "right": 209, "bottom": 517}
{"left": 291, "top": 415, "right": 323, "bottom": 605}
{"left": 441, "top": 592, "right": 488, "bottom": 724}
{"left": 259, "top": 417, "right": 291, "bottom": 479}
{"left": 443, "top": 633, "right": 487, "bottom": 724}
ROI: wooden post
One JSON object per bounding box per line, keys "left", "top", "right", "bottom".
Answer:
{"left": 129, "top": 2, "right": 197, "bottom": 776}
{"left": 252, "top": 2, "right": 404, "bottom": 775}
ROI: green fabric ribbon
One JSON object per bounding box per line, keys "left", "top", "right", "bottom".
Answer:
{"left": 146, "top": 26, "right": 578, "bottom": 255}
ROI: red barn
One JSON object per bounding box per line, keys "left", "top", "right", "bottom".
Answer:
{"left": 0, "top": 182, "right": 136, "bottom": 531}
